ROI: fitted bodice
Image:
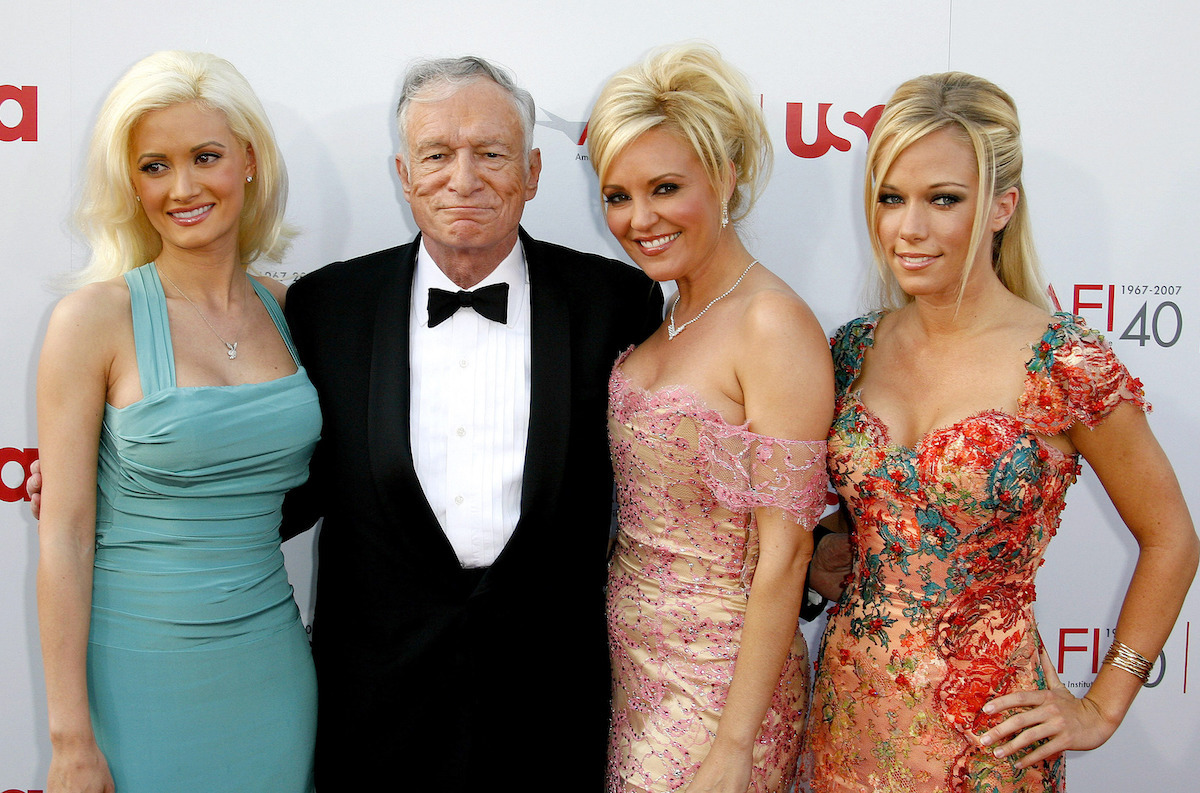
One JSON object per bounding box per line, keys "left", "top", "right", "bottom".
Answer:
{"left": 608, "top": 358, "right": 828, "bottom": 591}
{"left": 91, "top": 263, "right": 321, "bottom": 650}
{"left": 605, "top": 349, "right": 827, "bottom": 793}
{"left": 806, "top": 312, "right": 1148, "bottom": 793}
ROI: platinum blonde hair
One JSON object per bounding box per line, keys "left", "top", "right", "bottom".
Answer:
{"left": 864, "top": 71, "right": 1047, "bottom": 310}
{"left": 587, "top": 42, "right": 772, "bottom": 223}
{"left": 72, "top": 50, "right": 293, "bottom": 286}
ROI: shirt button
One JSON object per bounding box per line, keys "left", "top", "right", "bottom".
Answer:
{"left": 459, "top": 359, "right": 469, "bottom": 368}
{"left": 454, "top": 495, "right": 464, "bottom": 505}
{"left": 456, "top": 427, "right": 466, "bottom": 437}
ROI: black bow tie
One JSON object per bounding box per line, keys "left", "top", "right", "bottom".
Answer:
{"left": 427, "top": 283, "right": 510, "bottom": 328}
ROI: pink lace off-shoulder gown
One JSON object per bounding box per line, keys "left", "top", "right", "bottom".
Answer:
{"left": 804, "top": 313, "right": 1149, "bottom": 793}
{"left": 606, "top": 349, "right": 829, "bottom": 793}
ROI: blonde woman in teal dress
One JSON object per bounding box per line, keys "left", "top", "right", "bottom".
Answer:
{"left": 36, "top": 52, "right": 318, "bottom": 792}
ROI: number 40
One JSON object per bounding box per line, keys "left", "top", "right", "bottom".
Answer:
{"left": 1120, "top": 301, "right": 1182, "bottom": 347}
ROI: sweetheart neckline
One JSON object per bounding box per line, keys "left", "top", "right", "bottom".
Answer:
{"left": 845, "top": 390, "right": 1072, "bottom": 463}
{"left": 611, "top": 362, "right": 751, "bottom": 432}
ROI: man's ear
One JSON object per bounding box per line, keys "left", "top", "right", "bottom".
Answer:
{"left": 396, "top": 154, "right": 412, "bottom": 199}
{"left": 524, "top": 148, "right": 542, "bottom": 200}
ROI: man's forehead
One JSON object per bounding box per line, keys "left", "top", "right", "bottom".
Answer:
{"left": 408, "top": 126, "right": 522, "bottom": 152}
{"left": 406, "top": 91, "right": 525, "bottom": 150}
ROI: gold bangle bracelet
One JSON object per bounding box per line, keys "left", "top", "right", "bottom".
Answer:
{"left": 1102, "top": 639, "right": 1154, "bottom": 685}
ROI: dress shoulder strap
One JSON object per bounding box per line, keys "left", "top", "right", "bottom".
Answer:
{"left": 248, "top": 277, "right": 301, "bottom": 365}
{"left": 123, "top": 263, "right": 177, "bottom": 395}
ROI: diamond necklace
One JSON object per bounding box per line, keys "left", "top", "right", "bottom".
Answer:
{"left": 667, "top": 259, "right": 758, "bottom": 340}
{"left": 158, "top": 266, "right": 245, "bottom": 360}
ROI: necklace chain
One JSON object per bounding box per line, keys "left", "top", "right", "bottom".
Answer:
{"left": 158, "top": 266, "right": 244, "bottom": 360}
{"left": 667, "top": 259, "right": 758, "bottom": 340}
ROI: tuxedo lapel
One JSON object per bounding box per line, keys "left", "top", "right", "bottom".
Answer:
{"left": 497, "top": 231, "right": 572, "bottom": 564}
{"left": 365, "top": 236, "right": 453, "bottom": 560}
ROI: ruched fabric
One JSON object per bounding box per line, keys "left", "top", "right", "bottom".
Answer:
{"left": 87, "top": 263, "right": 320, "bottom": 792}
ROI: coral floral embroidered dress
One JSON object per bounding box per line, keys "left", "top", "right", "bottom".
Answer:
{"left": 606, "top": 348, "right": 829, "bottom": 793}
{"left": 805, "top": 312, "right": 1148, "bottom": 793}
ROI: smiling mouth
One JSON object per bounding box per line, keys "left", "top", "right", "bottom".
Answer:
{"left": 169, "top": 204, "right": 214, "bottom": 223}
{"left": 636, "top": 232, "right": 680, "bottom": 252}
{"left": 897, "top": 252, "right": 938, "bottom": 269}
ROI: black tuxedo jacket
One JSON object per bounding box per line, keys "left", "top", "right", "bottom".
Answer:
{"left": 283, "top": 229, "right": 662, "bottom": 790}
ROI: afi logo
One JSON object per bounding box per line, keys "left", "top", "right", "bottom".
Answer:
{"left": 1073, "top": 283, "right": 1184, "bottom": 348}
{"left": 0, "top": 85, "right": 38, "bottom": 142}
{"left": 0, "top": 448, "right": 38, "bottom": 503}
{"left": 784, "top": 102, "right": 883, "bottom": 158}
{"left": 1057, "top": 627, "right": 1170, "bottom": 689}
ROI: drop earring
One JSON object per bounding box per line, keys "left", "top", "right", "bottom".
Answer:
{"left": 720, "top": 201, "right": 729, "bottom": 229}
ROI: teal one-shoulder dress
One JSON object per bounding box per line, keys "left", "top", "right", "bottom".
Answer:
{"left": 85, "top": 263, "right": 320, "bottom": 791}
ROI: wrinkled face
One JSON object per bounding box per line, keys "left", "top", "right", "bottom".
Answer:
{"left": 875, "top": 127, "right": 1012, "bottom": 302}
{"left": 600, "top": 127, "right": 725, "bottom": 284}
{"left": 130, "top": 101, "right": 255, "bottom": 261}
{"left": 397, "top": 79, "right": 541, "bottom": 269}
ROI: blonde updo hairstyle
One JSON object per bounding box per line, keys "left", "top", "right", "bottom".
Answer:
{"left": 864, "top": 71, "right": 1047, "bottom": 310}
{"left": 72, "top": 50, "right": 293, "bottom": 286}
{"left": 587, "top": 42, "right": 771, "bottom": 224}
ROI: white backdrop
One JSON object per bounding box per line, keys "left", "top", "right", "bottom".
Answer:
{"left": 2, "top": 1, "right": 1197, "bottom": 789}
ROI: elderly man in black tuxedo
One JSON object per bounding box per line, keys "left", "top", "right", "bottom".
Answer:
{"left": 282, "top": 57, "right": 662, "bottom": 790}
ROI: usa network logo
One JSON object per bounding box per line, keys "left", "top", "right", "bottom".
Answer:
{"left": 536, "top": 99, "right": 884, "bottom": 159}
{"left": 783, "top": 100, "right": 882, "bottom": 158}
{"left": 0, "top": 85, "right": 37, "bottom": 142}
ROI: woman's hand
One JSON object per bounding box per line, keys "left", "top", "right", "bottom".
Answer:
{"left": 978, "top": 649, "right": 1119, "bottom": 768}
{"left": 684, "top": 742, "right": 753, "bottom": 793}
{"left": 47, "top": 740, "right": 116, "bottom": 793}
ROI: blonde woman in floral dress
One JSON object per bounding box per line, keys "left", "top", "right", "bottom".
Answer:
{"left": 805, "top": 72, "right": 1197, "bottom": 792}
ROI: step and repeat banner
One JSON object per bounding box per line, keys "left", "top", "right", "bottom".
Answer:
{"left": 2, "top": 1, "right": 1197, "bottom": 789}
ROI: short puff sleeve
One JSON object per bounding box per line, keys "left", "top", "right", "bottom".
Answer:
{"left": 1019, "top": 313, "right": 1149, "bottom": 435}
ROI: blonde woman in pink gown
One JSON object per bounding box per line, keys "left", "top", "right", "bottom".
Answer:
{"left": 587, "top": 44, "right": 834, "bottom": 793}
{"left": 804, "top": 72, "right": 1198, "bottom": 792}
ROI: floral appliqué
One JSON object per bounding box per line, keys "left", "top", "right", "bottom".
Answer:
{"left": 607, "top": 349, "right": 828, "bottom": 793}
{"left": 804, "top": 313, "right": 1146, "bottom": 793}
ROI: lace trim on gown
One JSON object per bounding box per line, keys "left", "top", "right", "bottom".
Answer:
{"left": 607, "top": 348, "right": 828, "bottom": 793}
{"left": 609, "top": 348, "right": 829, "bottom": 531}
{"left": 805, "top": 311, "right": 1148, "bottom": 793}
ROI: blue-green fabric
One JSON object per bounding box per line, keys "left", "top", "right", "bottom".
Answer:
{"left": 87, "top": 262, "right": 319, "bottom": 791}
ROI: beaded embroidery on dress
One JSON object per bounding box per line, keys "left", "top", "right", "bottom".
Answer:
{"left": 803, "top": 312, "right": 1148, "bottom": 793}
{"left": 607, "top": 348, "right": 829, "bottom": 793}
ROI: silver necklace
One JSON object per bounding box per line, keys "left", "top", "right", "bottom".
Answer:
{"left": 159, "top": 266, "right": 244, "bottom": 360}
{"left": 667, "top": 259, "right": 758, "bottom": 340}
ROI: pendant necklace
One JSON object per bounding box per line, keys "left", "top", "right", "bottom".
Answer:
{"left": 159, "top": 266, "right": 245, "bottom": 360}
{"left": 667, "top": 259, "right": 758, "bottom": 340}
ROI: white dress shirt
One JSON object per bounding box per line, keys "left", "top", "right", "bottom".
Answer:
{"left": 409, "top": 239, "right": 532, "bottom": 568}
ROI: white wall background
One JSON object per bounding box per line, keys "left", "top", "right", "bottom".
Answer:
{"left": 2, "top": 1, "right": 1197, "bottom": 789}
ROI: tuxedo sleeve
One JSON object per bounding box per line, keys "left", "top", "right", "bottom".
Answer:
{"left": 280, "top": 276, "right": 327, "bottom": 540}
